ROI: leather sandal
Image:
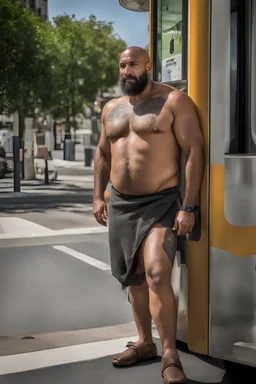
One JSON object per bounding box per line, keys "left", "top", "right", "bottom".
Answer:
{"left": 112, "top": 340, "right": 157, "bottom": 366}
{"left": 161, "top": 356, "right": 187, "bottom": 383}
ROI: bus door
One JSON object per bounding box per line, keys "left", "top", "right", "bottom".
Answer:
{"left": 209, "top": 0, "right": 256, "bottom": 366}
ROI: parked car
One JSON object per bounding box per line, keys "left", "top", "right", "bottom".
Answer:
{"left": 0, "top": 145, "right": 11, "bottom": 178}
{"left": 0, "top": 129, "right": 13, "bottom": 152}
{"left": 0, "top": 159, "right": 7, "bottom": 178}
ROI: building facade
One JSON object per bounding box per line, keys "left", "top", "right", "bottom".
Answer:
{"left": 22, "top": 0, "right": 48, "bottom": 21}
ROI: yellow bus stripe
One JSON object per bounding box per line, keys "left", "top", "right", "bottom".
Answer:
{"left": 187, "top": 0, "right": 209, "bottom": 356}
{"left": 210, "top": 165, "right": 256, "bottom": 256}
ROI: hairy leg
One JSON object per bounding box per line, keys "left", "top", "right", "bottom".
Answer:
{"left": 143, "top": 225, "right": 178, "bottom": 358}
{"left": 129, "top": 281, "right": 153, "bottom": 345}
{"left": 128, "top": 242, "right": 153, "bottom": 345}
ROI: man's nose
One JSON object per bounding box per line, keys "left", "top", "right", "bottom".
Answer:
{"left": 123, "top": 65, "right": 132, "bottom": 76}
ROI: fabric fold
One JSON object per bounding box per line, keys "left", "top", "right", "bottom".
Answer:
{"left": 108, "top": 185, "right": 180, "bottom": 287}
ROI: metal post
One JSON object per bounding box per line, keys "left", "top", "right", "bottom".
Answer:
{"left": 44, "top": 159, "right": 49, "bottom": 185}
{"left": 13, "top": 136, "right": 20, "bottom": 192}
{"left": 13, "top": 112, "right": 20, "bottom": 192}
{"left": 21, "top": 140, "right": 25, "bottom": 180}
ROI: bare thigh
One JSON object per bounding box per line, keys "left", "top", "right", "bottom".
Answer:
{"left": 135, "top": 224, "right": 177, "bottom": 281}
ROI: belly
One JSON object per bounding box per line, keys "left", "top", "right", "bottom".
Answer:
{"left": 110, "top": 134, "right": 179, "bottom": 195}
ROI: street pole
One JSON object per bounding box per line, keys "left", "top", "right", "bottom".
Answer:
{"left": 44, "top": 159, "right": 49, "bottom": 185}
{"left": 13, "top": 112, "right": 20, "bottom": 192}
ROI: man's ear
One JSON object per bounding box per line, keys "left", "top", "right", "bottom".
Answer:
{"left": 146, "top": 62, "right": 152, "bottom": 73}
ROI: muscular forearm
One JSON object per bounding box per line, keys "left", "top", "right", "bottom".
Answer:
{"left": 93, "top": 148, "right": 111, "bottom": 201}
{"left": 183, "top": 146, "right": 204, "bottom": 206}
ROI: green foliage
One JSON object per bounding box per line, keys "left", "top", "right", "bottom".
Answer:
{"left": 0, "top": 1, "right": 126, "bottom": 130}
{"left": 0, "top": 0, "right": 40, "bottom": 115}
{"left": 48, "top": 14, "right": 126, "bottom": 126}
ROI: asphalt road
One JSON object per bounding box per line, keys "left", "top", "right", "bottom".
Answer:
{"left": 0, "top": 234, "right": 132, "bottom": 337}
{"left": 0, "top": 203, "right": 99, "bottom": 230}
{"left": 0, "top": 204, "right": 254, "bottom": 383}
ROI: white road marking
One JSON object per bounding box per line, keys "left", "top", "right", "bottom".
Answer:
{"left": 0, "top": 226, "right": 108, "bottom": 240}
{"left": 0, "top": 334, "right": 226, "bottom": 382}
{"left": 0, "top": 218, "right": 51, "bottom": 236}
{"left": 57, "top": 175, "right": 94, "bottom": 182}
{"left": 47, "top": 226, "right": 108, "bottom": 236}
{"left": 0, "top": 336, "right": 137, "bottom": 375}
{"left": 53, "top": 245, "right": 111, "bottom": 271}
{"left": 8, "top": 205, "right": 93, "bottom": 213}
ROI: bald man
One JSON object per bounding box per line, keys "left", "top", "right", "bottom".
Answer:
{"left": 93, "top": 46, "right": 204, "bottom": 383}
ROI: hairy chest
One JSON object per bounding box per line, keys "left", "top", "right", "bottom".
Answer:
{"left": 105, "top": 98, "right": 170, "bottom": 140}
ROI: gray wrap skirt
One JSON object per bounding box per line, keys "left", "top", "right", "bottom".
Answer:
{"left": 108, "top": 185, "right": 180, "bottom": 287}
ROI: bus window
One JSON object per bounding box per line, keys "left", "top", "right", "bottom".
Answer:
{"left": 228, "top": 0, "right": 256, "bottom": 154}
{"left": 229, "top": 0, "right": 239, "bottom": 154}
{"left": 156, "top": 0, "right": 187, "bottom": 84}
{"left": 251, "top": 0, "right": 256, "bottom": 152}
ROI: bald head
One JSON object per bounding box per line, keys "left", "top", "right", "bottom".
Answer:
{"left": 119, "top": 46, "right": 152, "bottom": 97}
{"left": 120, "top": 46, "right": 150, "bottom": 64}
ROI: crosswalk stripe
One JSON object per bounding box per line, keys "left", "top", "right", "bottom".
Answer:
{"left": 53, "top": 245, "right": 111, "bottom": 271}
{"left": 0, "top": 226, "right": 108, "bottom": 240}
{"left": 0, "top": 336, "right": 137, "bottom": 375}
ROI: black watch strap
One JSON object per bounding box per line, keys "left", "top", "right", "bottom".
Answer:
{"left": 179, "top": 205, "right": 195, "bottom": 213}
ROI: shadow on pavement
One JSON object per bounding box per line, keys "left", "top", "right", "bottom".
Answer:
{"left": 0, "top": 201, "right": 94, "bottom": 214}
{"left": 0, "top": 354, "right": 235, "bottom": 384}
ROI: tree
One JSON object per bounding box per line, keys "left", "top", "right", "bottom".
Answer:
{"left": 47, "top": 14, "right": 126, "bottom": 132}
{"left": 0, "top": 3, "right": 126, "bottom": 132}
{"left": 0, "top": 0, "right": 52, "bottom": 138}
{"left": 0, "top": 1, "right": 127, "bottom": 176}
{"left": 0, "top": 0, "right": 61, "bottom": 180}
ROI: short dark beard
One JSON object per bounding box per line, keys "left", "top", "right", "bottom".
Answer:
{"left": 121, "top": 70, "right": 149, "bottom": 96}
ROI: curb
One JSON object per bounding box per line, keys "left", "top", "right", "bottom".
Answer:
{"left": 0, "top": 191, "right": 94, "bottom": 207}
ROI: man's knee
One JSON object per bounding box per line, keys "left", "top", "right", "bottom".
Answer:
{"left": 146, "top": 266, "right": 171, "bottom": 294}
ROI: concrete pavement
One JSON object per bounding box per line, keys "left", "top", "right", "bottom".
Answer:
{"left": 0, "top": 146, "right": 254, "bottom": 382}
{"left": 0, "top": 234, "right": 132, "bottom": 337}
{"left": 0, "top": 231, "right": 234, "bottom": 384}
{"left": 0, "top": 339, "right": 232, "bottom": 383}
{"left": 0, "top": 144, "right": 95, "bottom": 205}
{"left": 0, "top": 169, "right": 95, "bottom": 206}
{"left": 0, "top": 220, "right": 254, "bottom": 382}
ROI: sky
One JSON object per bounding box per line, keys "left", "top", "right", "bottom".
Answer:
{"left": 48, "top": 0, "right": 149, "bottom": 48}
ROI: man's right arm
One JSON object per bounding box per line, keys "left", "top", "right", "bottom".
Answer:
{"left": 94, "top": 105, "right": 111, "bottom": 201}
{"left": 93, "top": 105, "right": 111, "bottom": 225}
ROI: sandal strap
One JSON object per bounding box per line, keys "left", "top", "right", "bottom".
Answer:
{"left": 161, "top": 357, "right": 183, "bottom": 376}
{"left": 127, "top": 344, "right": 140, "bottom": 360}
{"left": 126, "top": 341, "right": 136, "bottom": 348}
{"left": 125, "top": 341, "right": 155, "bottom": 361}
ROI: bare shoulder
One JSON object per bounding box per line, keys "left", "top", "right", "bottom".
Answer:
{"left": 152, "top": 81, "right": 176, "bottom": 98}
{"left": 102, "top": 96, "right": 127, "bottom": 120}
{"left": 152, "top": 82, "right": 189, "bottom": 103}
{"left": 167, "top": 89, "right": 196, "bottom": 113}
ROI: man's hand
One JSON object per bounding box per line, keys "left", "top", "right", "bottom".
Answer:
{"left": 173, "top": 210, "right": 195, "bottom": 236}
{"left": 93, "top": 199, "right": 108, "bottom": 226}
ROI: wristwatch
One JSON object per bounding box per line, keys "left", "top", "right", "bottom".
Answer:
{"left": 179, "top": 205, "right": 195, "bottom": 213}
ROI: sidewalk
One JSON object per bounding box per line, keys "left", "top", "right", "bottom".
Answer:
{"left": 0, "top": 161, "right": 95, "bottom": 206}
{"left": 0, "top": 142, "right": 98, "bottom": 205}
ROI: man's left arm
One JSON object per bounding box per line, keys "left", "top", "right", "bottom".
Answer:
{"left": 170, "top": 90, "right": 205, "bottom": 236}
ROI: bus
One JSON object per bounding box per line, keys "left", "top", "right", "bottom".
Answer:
{"left": 119, "top": 0, "right": 256, "bottom": 369}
